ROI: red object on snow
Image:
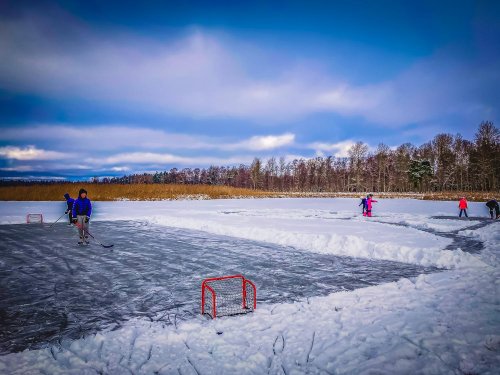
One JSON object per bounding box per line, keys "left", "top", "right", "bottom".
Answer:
{"left": 201, "top": 275, "right": 256, "bottom": 319}
{"left": 459, "top": 198, "right": 468, "bottom": 209}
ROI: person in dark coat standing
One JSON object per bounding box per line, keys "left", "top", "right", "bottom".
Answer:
{"left": 486, "top": 199, "right": 500, "bottom": 219}
{"left": 458, "top": 197, "right": 468, "bottom": 218}
{"left": 359, "top": 195, "right": 368, "bottom": 216}
{"left": 63, "top": 193, "right": 75, "bottom": 225}
{"left": 72, "top": 188, "right": 92, "bottom": 244}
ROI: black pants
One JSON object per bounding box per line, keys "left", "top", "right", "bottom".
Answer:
{"left": 68, "top": 213, "right": 73, "bottom": 224}
{"left": 459, "top": 209, "right": 468, "bottom": 217}
{"left": 490, "top": 206, "right": 500, "bottom": 219}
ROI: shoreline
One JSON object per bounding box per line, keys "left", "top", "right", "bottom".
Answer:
{"left": 0, "top": 185, "right": 498, "bottom": 202}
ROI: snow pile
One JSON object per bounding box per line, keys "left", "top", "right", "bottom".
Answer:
{"left": 147, "top": 214, "right": 481, "bottom": 269}
{"left": 459, "top": 223, "right": 500, "bottom": 267}
{"left": 1, "top": 261, "right": 498, "bottom": 374}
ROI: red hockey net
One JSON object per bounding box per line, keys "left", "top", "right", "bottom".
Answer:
{"left": 26, "top": 213, "right": 43, "bottom": 224}
{"left": 201, "top": 275, "right": 256, "bottom": 319}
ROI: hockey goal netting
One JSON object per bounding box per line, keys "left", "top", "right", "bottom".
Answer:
{"left": 26, "top": 213, "right": 43, "bottom": 224}
{"left": 202, "top": 275, "right": 256, "bottom": 319}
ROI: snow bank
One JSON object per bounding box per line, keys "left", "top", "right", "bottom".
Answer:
{"left": 0, "top": 199, "right": 488, "bottom": 268}
{"left": 459, "top": 221, "right": 500, "bottom": 267}
{"left": 147, "top": 214, "right": 480, "bottom": 269}
{"left": 2, "top": 262, "right": 498, "bottom": 374}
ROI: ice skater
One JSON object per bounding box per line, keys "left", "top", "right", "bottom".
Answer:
{"left": 366, "top": 194, "right": 377, "bottom": 217}
{"left": 359, "top": 195, "right": 368, "bottom": 216}
{"left": 486, "top": 199, "right": 500, "bottom": 219}
{"left": 458, "top": 196, "right": 468, "bottom": 218}
{"left": 64, "top": 193, "right": 75, "bottom": 225}
{"left": 72, "top": 188, "right": 92, "bottom": 245}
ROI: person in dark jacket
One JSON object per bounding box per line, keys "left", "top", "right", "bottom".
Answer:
{"left": 63, "top": 193, "right": 75, "bottom": 225}
{"left": 72, "top": 188, "right": 92, "bottom": 244}
{"left": 486, "top": 199, "right": 500, "bottom": 219}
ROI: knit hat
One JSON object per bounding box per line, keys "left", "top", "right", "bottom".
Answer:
{"left": 79, "top": 188, "right": 87, "bottom": 198}
{"left": 64, "top": 193, "right": 70, "bottom": 199}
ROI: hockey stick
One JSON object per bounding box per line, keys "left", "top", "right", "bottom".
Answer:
{"left": 49, "top": 212, "right": 67, "bottom": 228}
{"left": 73, "top": 222, "right": 114, "bottom": 248}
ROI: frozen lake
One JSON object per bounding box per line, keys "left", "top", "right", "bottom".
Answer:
{"left": 0, "top": 220, "right": 438, "bottom": 354}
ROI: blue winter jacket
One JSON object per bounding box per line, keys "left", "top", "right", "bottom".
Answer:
{"left": 66, "top": 198, "right": 75, "bottom": 212}
{"left": 72, "top": 197, "right": 92, "bottom": 217}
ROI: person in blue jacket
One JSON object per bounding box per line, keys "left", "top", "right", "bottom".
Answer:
{"left": 63, "top": 193, "right": 75, "bottom": 225}
{"left": 359, "top": 195, "right": 368, "bottom": 216}
{"left": 72, "top": 188, "right": 92, "bottom": 244}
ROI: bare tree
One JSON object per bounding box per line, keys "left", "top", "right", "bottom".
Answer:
{"left": 348, "top": 142, "right": 369, "bottom": 192}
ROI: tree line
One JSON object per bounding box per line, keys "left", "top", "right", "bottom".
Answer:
{"left": 3, "top": 121, "right": 499, "bottom": 193}
{"left": 104, "top": 121, "right": 499, "bottom": 193}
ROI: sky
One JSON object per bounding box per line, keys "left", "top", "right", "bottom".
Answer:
{"left": 0, "top": 0, "right": 499, "bottom": 180}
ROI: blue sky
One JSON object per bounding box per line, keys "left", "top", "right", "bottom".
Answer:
{"left": 0, "top": 0, "right": 499, "bottom": 179}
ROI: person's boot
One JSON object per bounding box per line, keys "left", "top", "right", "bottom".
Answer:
{"left": 78, "top": 237, "right": 84, "bottom": 245}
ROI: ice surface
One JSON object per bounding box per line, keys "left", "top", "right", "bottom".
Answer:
{"left": 0, "top": 221, "right": 437, "bottom": 354}
{"left": 0, "top": 199, "right": 490, "bottom": 269}
{"left": 0, "top": 198, "right": 498, "bottom": 374}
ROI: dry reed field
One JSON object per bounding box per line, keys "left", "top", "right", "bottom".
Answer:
{"left": 0, "top": 184, "right": 497, "bottom": 201}
{"left": 0, "top": 184, "right": 274, "bottom": 201}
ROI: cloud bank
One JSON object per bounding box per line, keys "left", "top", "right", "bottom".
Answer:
{"left": 0, "top": 124, "right": 302, "bottom": 176}
{"left": 0, "top": 12, "right": 497, "bottom": 126}
{"left": 0, "top": 146, "right": 70, "bottom": 160}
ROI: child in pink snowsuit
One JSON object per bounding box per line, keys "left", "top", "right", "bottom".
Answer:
{"left": 366, "top": 194, "right": 377, "bottom": 217}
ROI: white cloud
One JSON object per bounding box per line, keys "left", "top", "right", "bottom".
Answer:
{"left": 110, "top": 166, "right": 130, "bottom": 172}
{"left": 224, "top": 133, "right": 295, "bottom": 151}
{"left": 282, "top": 154, "right": 313, "bottom": 162}
{"left": 0, "top": 125, "right": 296, "bottom": 152}
{"left": 0, "top": 166, "right": 36, "bottom": 172}
{"left": 0, "top": 146, "right": 69, "bottom": 160}
{"left": 86, "top": 152, "right": 252, "bottom": 167}
{"left": 95, "top": 152, "right": 188, "bottom": 165}
{"left": 308, "top": 140, "right": 357, "bottom": 158}
{"left": 0, "top": 125, "right": 296, "bottom": 176}
{"left": 245, "top": 133, "right": 295, "bottom": 150}
{"left": 0, "top": 125, "right": 209, "bottom": 151}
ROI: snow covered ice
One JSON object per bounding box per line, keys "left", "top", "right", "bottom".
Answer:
{"left": 0, "top": 198, "right": 499, "bottom": 374}
{"left": 0, "top": 221, "right": 438, "bottom": 354}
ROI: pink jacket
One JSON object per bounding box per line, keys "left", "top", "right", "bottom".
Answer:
{"left": 459, "top": 199, "right": 468, "bottom": 209}
{"left": 367, "top": 198, "right": 377, "bottom": 210}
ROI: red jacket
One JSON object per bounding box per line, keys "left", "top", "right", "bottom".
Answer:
{"left": 459, "top": 199, "right": 468, "bottom": 209}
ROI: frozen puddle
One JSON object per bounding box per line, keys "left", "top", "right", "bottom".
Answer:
{"left": 0, "top": 220, "right": 439, "bottom": 354}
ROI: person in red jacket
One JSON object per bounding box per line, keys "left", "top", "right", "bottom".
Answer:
{"left": 458, "top": 197, "right": 468, "bottom": 218}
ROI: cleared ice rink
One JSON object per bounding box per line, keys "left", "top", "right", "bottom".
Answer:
{"left": 0, "top": 198, "right": 498, "bottom": 374}
{"left": 0, "top": 220, "right": 438, "bottom": 354}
